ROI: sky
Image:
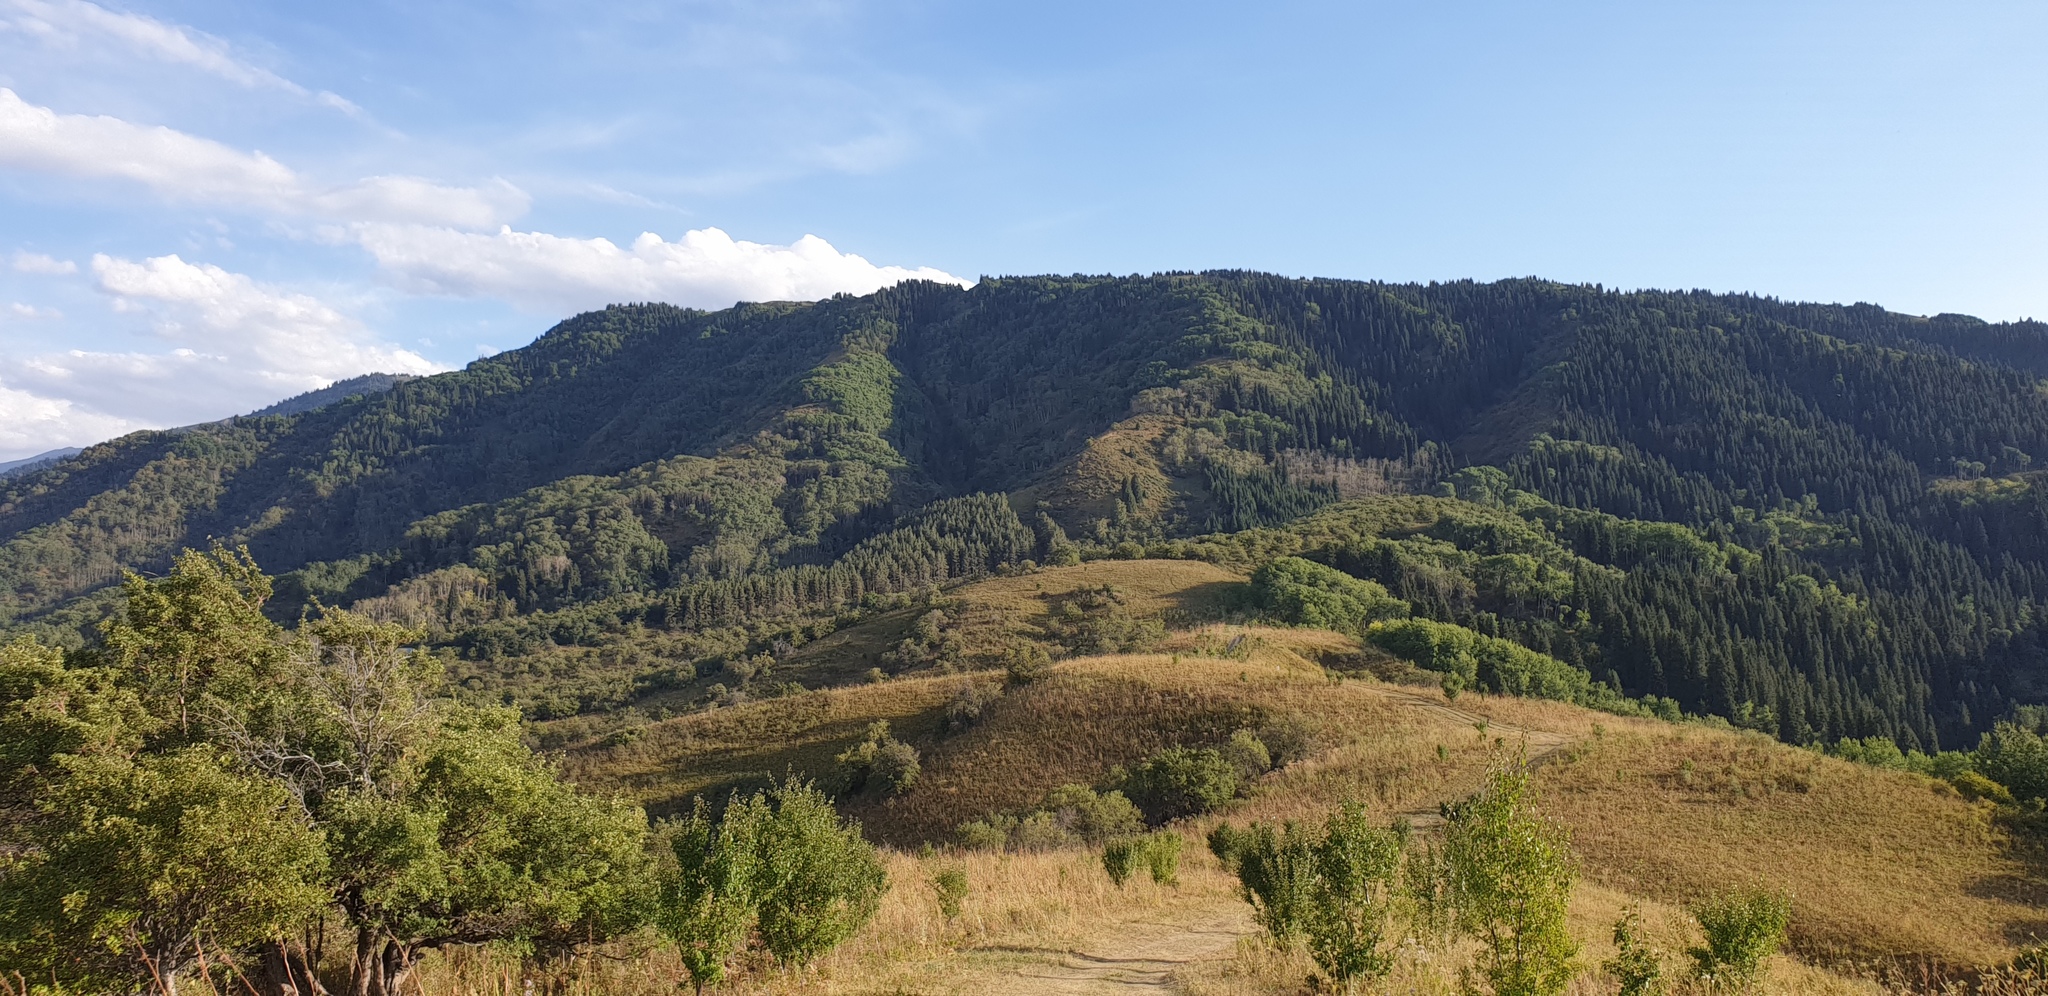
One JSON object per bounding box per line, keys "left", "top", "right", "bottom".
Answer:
{"left": 0, "top": 0, "right": 2044, "bottom": 461}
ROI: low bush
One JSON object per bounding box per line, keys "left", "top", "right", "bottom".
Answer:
{"left": 930, "top": 866, "right": 967, "bottom": 923}
{"left": 1220, "top": 728, "right": 1273, "bottom": 781}
{"left": 1122, "top": 747, "right": 1240, "bottom": 823}
{"left": 1250, "top": 556, "right": 1408, "bottom": 634}
{"left": 1688, "top": 887, "right": 1792, "bottom": 990}
{"left": 1095, "top": 833, "right": 1181, "bottom": 890}
{"left": 835, "top": 720, "right": 920, "bottom": 795}
{"left": 957, "top": 784, "right": 1145, "bottom": 851}
{"left": 1605, "top": 906, "right": 1667, "bottom": 996}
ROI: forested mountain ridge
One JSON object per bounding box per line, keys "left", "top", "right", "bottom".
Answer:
{"left": 6, "top": 272, "right": 2048, "bottom": 751}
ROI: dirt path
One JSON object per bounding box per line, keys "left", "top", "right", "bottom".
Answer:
{"left": 985, "top": 908, "right": 1257, "bottom": 994}
{"left": 992, "top": 684, "right": 1578, "bottom": 994}
{"left": 1371, "top": 685, "right": 1574, "bottom": 828}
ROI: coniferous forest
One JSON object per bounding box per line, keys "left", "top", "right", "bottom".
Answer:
{"left": 6, "top": 271, "right": 2048, "bottom": 754}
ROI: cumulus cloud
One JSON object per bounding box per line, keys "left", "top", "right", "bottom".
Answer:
{"left": 0, "top": 89, "right": 525, "bottom": 227}
{"left": 0, "top": 253, "right": 446, "bottom": 459}
{"left": 11, "top": 250, "right": 75, "bottom": 274}
{"left": 352, "top": 223, "right": 971, "bottom": 315}
{"left": 0, "top": 0, "right": 360, "bottom": 113}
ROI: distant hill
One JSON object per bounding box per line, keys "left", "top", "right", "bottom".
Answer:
{"left": 6, "top": 273, "right": 2048, "bottom": 752}
{"left": 0, "top": 447, "right": 81, "bottom": 480}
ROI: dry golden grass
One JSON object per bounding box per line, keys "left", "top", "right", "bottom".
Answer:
{"left": 1523, "top": 718, "right": 2048, "bottom": 969}
{"left": 564, "top": 675, "right": 960, "bottom": 818}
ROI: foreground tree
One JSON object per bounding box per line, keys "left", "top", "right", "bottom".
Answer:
{"left": 1441, "top": 758, "right": 1578, "bottom": 996}
{"left": 3, "top": 549, "right": 655, "bottom": 996}
{"left": 0, "top": 746, "right": 326, "bottom": 994}
{"left": 753, "top": 780, "right": 889, "bottom": 968}
{"left": 655, "top": 797, "right": 765, "bottom": 995}
{"left": 1303, "top": 806, "right": 1406, "bottom": 992}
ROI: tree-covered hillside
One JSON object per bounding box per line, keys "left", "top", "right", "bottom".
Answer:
{"left": 6, "top": 272, "right": 2048, "bottom": 750}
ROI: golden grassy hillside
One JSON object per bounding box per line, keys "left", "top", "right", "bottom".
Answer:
{"left": 556, "top": 559, "right": 2048, "bottom": 988}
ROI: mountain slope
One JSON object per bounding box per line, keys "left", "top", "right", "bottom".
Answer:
{"left": 6, "top": 273, "right": 2048, "bottom": 749}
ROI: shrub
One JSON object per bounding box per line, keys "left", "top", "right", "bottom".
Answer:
{"left": 1144, "top": 831, "right": 1183, "bottom": 886}
{"left": 1443, "top": 759, "right": 1577, "bottom": 996}
{"left": 752, "top": 780, "right": 889, "bottom": 968}
{"left": 656, "top": 797, "right": 764, "bottom": 996}
{"left": 1226, "top": 821, "right": 1319, "bottom": 942}
{"left": 1208, "top": 821, "right": 1252, "bottom": 871}
{"left": 1302, "top": 804, "right": 1405, "bottom": 990}
{"left": 1102, "top": 836, "right": 1144, "bottom": 887}
{"left": 1220, "top": 729, "right": 1273, "bottom": 781}
{"left": 1002, "top": 644, "right": 1054, "bottom": 686}
{"left": 1256, "top": 713, "right": 1319, "bottom": 767}
{"left": 872, "top": 739, "right": 921, "bottom": 792}
{"left": 1953, "top": 769, "right": 2016, "bottom": 804}
{"left": 1687, "top": 887, "right": 1791, "bottom": 990}
{"left": 1604, "top": 906, "right": 1667, "bottom": 996}
{"left": 945, "top": 680, "right": 1001, "bottom": 730}
{"left": 1123, "top": 747, "right": 1240, "bottom": 823}
{"left": 1042, "top": 784, "right": 1146, "bottom": 843}
{"left": 930, "top": 867, "right": 968, "bottom": 924}
{"left": 1011, "top": 810, "right": 1069, "bottom": 851}
{"left": 835, "top": 720, "right": 919, "bottom": 795}
{"left": 1976, "top": 722, "right": 2048, "bottom": 803}
{"left": 957, "top": 815, "right": 1015, "bottom": 851}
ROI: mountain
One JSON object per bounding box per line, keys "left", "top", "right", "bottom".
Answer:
{"left": 5, "top": 272, "right": 2048, "bottom": 751}
{"left": 0, "top": 447, "right": 82, "bottom": 480}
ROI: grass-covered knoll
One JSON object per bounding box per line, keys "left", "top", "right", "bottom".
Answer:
{"left": 1456, "top": 695, "right": 2048, "bottom": 970}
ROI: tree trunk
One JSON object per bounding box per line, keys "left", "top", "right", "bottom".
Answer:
{"left": 349, "top": 928, "right": 379, "bottom": 996}
{"left": 377, "top": 940, "right": 417, "bottom": 996}
{"left": 250, "top": 939, "right": 329, "bottom": 996}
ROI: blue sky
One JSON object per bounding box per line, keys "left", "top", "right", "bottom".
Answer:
{"left": 0, "top": 0, "right": 2043, "bottom": 460}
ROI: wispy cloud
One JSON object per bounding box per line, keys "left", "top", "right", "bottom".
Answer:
{"left": 0, "top": 88, "right": 524, "bottom": 227}
{"left": 11, "top": 250, "right": 76, "bottom": 274}
{"left": 0, "top": 0, "right": 361, "bottom": 114}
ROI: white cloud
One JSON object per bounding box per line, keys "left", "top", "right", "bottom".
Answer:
{"left": 352, "top": 223, "right": 971, "bottom": 315}
{"left": 11, "top": 250, "right": 76, "bottom": 274}
{"left": 0, "top": 89, "right": 525, "bottom": 227}
{"left": 0, "top": 0, "right": 360, "bottom": 113}
{"left": 0, "top": 253, "right": 446, "bottom": 460}
{"left": 7, "top": 302, "right": 60, "bottom": 319}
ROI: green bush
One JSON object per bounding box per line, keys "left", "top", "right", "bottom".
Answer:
{"left": 1687, "top": 887, "right": 1791, "bottom": 990}
{"left": 1220, "top": 729, "right": 1273, "bottom": 781}
{"left": 956, "top": 815, "right": 1015, "bottom": 850}
{"left": 1122, "top": 747, "right": 1240, "bottom": 823}
{"left": 1604, "top": 906, "right": 1667, "bottom": 996}
{"left": 835, "top": 720, "right": 920, "bottom": 795}
{"left": 1144, "top": 831, "right": 1183, "bottom": 886}
{"left": 1952, "top": 769, "right": 2015, "bottom": 804}
{"left": 1255, "top": 713, "right": 1319, "bottom": 768}
{"left": 1102, "top": 836, "right": 1144, "bottom": 887}
{"left": 1302, "top": 804, "right": 1405, "bottom": 990}
{"left": 930, "top": 866, "right": 968, "bottom": 923}
{"left": 1224, "top": 820, "right": 1319, "bottom": 942}
{"left": 1042, "top": 784, "right": 1146, "bottom": 843}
